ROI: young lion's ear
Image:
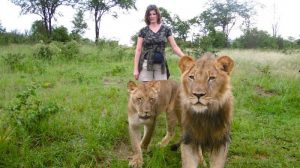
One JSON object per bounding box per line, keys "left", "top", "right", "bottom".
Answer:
{"left": 148, "top": 81, "right": 160, "bottom": 93}
{"left": 179, "top": 56, "right": 195, "bottom": 73}
{"left": 127, "top": 81, "right": 137, "bottom": 92}
{"left": 216, "top": 56, "right": 234, "bottom": 75}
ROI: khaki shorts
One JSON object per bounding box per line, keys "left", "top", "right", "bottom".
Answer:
{"left": 138, "top": 60, "right": 167, "bottom": 81}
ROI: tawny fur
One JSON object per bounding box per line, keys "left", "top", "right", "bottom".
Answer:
{"left": 127, "top": 80, "right": 181, "bottom": 168}
{"left": 179, "top": 53, "right": 234, "bottom": 168}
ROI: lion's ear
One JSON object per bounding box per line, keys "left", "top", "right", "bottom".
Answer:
{"left": 216, "top": 56, "right": 234, "bottom": 75}
{"left": 179, "top": 56, "right": 195, "bottom": 73}
{"left": 148, "top": 81, "right": 160, "bottom": 93}
{"left": 127, "top": 81, "right": 137, "bottom": 92}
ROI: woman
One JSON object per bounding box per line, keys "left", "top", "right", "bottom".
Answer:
{"left": 133, "top": 4, "right": 185, "bottom": 81}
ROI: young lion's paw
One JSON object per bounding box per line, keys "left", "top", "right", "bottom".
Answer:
{"left": 129, "top": 155, "right": 143, "bottom": 168}
{"left": 158, "top": 135, "right": 172, "bottom": 147}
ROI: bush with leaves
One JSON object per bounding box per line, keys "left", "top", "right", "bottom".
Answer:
{"left": 51, "top": 26, "right": 70, "bottom": 42}
{"left": 7, "top": 84, "right": 60, "bottom": 136}
{"left": 60, "top": 40, "right": 80, "bottom": 60}
{"left": 2, "top": 53, "right": 46, "bottom": 73}
{"left": 33, "top": 42, "right": 54, "bottom": 60}
{"left": 2, "top": 53, "right": 25, "bottom": 71}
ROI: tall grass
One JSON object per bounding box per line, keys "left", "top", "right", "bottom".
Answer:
{"left": 0, "top": 45, "right": 299, "bottom": 167}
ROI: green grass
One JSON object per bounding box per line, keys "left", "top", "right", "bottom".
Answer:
{"left": 0, "top": 44, "right": 299, "bottom": 167}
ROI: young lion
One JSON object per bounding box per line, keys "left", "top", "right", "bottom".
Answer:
{"left": 127, "top": 80, "right": 180, "bottom": 168}
{"left": 178, "top": 53, "right": 234, "bottom": 168}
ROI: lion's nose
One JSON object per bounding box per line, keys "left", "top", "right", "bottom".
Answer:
{"left": 193, "top": 92, "right": 206, "bottom": 99}
{"left": 143, "top": 110, "right": 150, "bottom": 116}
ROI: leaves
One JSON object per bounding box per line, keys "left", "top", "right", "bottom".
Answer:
{"left": 10, "top": 0, "right": 78, "bottom": 38}
{"left": 80, "top": 0, "right": 136, "bottom": 42}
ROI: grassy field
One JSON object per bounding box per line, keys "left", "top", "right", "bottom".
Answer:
{"left": 0, "top": 43, "right": 299, "bottom": 167}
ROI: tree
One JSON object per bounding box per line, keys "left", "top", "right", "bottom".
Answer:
{"left": 232, "top": 28, "right": 276, "bottom": 49}
{"left": 159, "top": 7, "right": 172, "bottom": 27}
{"left": 11, "top": 0, "right": 78, "bottom": 38}
{"left": 199, "top": 0, "right": 256, "bottom": 46}
{"left": 71, "top": 9, "right": 88, "bottom": 36}
{"left": 172, "top": 15, "right": 190, "bottom": 41}
{"left": 52, "top": 26, "right": 70, "bottom": 42}
{"left": 159, "top": 7, "right": 190, "bottom": 42}
{"left": 81, "top": 0, "right": 136, "bottom": 43}
{"left": 271, "top": 1, "right": 279, "bottom": 37}
{"left": 30, "top": 20, "right": 48, "bottom": 41}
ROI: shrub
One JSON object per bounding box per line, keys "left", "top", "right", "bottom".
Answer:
{"left": 60, "top": 40, "right": 80, "bottom": 60}
{"left": 7, "top": 84, "right": 60, "bottom": 136}
{"left": 2, "top": 53, "right": 25, "bottom": 71}
{"left": 0, "top": 31, "right": 31, "bottom": 45}
{"left": 97, "top": 39, "right": 119, "bottom": 49}
{"left": 33, "top": 42, "right": 54, "bottom": 60}
{"left": 30, "top": 20, "right": 48, "bottom": 43}
{"left": 51, "top": 26, "right": 70, "bottom": 42}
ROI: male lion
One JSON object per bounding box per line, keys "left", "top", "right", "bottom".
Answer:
{"left": 127, "top": 80, "right": 180, "bottom": 168}
{"left": 178, "top": 53, "right": 234, "bottom": 168}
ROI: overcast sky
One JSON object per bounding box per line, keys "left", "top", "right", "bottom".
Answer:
{"left": 0, "top": 0, "right": 300, "bottom": 45}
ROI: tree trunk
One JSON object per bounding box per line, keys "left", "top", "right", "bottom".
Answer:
{"left": 94, "top": 9, "right": 99, "bottom": 43}
{"left": 95, "top": 20, "right": 99, "bottom": 43}
{"left": 49, "top": 17, "right": 52, "bottom": 37}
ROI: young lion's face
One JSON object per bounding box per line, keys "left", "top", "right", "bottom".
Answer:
{"left": 128, "top": 81, "right": 160, "bottom": 120}
{"left": 179, "top": 54, "right": 234, "bottom": 114}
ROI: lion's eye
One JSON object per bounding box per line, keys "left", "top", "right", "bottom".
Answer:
{"left": 189, "top": 75, "right": 195, "bottom": 80}
{"left": 150, "top": 98, "right": 155, "bottom": 102}
{"left": 137, "top": 98, "right": 143, "bottom": 103}
{"left": 208, "top": 76, "right": 216, "bottom": 81}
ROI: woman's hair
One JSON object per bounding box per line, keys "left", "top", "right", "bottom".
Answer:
{"left": 144, "top": 4, "right": 161, "bottom": 25}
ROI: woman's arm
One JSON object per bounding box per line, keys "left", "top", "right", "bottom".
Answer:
{"left": 133, "top": 37, "right": 144, "bottom": 80}
{"left": 167, "top": 36, "right": 185, "bottom": 57}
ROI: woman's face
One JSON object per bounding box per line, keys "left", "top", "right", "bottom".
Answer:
{"left": 148, "top": 10, "right": 158, "bottom": 24}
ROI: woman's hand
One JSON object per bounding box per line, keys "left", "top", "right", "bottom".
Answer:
{"left": 134, "top": 69, "right": 139, "bottom": 80}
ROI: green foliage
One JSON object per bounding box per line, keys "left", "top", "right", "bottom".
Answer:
{"left": 0, "top": 44, "right": 299, "bottom": 167}
{"left": 51, "top": 26, "right": 70, "bottom": 42}
{"left": 98, "top": 39, "right": 119, "bottom": 49}
{"left": 7, "top": 84, "right": 60, "bottom": 136}
{"left": 1, "top": 48, "right": 46, "bottom": 73}
{"left": 192, "top": 29, "right": 226, "bottom": 53}
{"left": 159, "top": 7, "right": 190, "bottom": 42}
{"left": 10, "top": 0, "right": 78, "bottom": 37}
{"left": 33, "top": 42, "right": 55, "bottom": 60}
{"left": 130, "top": 32, "right": 138, "bottom": 46}
{"left": 106, "top": 65, "right": 126, "bottom": 76}
{"left": 159, "top": 7, "right": 173, "bottom": 27}
{"left": 30, "top": 20, "right": 48, "bottom": 42}
{"left": 200, "top": 0, "right": 255, "bottom": 40}
{"left": 82, "top": 0, "right": 136, "bottom": 43}
{"left": 172, "top": 15, "right": 190, "bottom": 41}
{"left": 231, "top": 28, "right": 300, "bottom": 50}
{"left": 32, "top": 40, "right": 80, "bottom": 60}
{"left": 0, "top": 30, "right": 31, "bottom": 45}
{"left": 232, "top": 28, "right": 276, "bottom": 49}
{"left": 2, "top": 53, "right": 25, "bottom": 71}
{"left": 59, "top": 40, "right": 80, "bottom": 59}
{"left": 71, "top": 9, "right": 88, "bottom": 39}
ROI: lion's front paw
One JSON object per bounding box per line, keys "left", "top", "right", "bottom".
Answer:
{"left": 158, "top": 135, "right": 173, "bottom": 146}
{"left": 129, "top": 154, "right": 143, "bottom": 168}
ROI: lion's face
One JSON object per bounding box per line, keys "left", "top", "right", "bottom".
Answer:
{"left": 127, "top": 81, "right": 160, "bottom": 120}
{"left": 179, "top": 53, "right": 234, "bottom": 114}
